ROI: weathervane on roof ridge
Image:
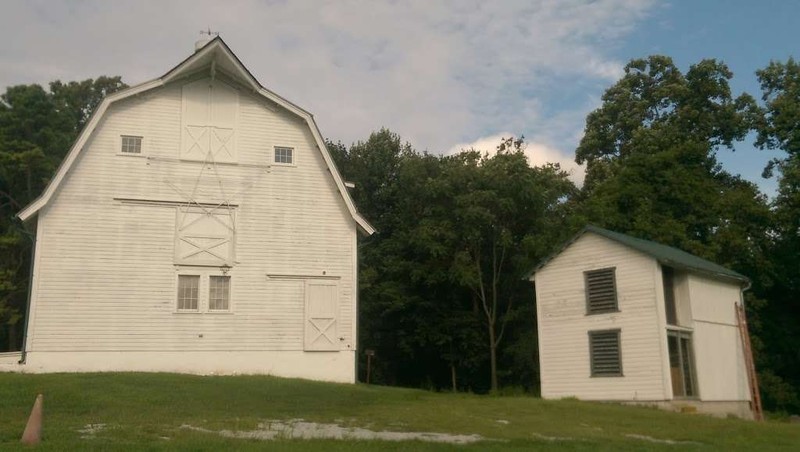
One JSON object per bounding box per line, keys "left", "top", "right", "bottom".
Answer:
{"left": 200, "top": 27, "right": 220, "bottom": 38}
{"left": 195, "top": 27, "right": 220, "bottom": 52}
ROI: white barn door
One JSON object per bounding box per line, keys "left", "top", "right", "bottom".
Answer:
{"left": 181, "top": 78, "right": 238, "bottom": 163}
{"left": 304, "top": 281, "right": 339, "bottom": 351}
{"left": 174, "top": 206, "right": 235, "bottom": 266}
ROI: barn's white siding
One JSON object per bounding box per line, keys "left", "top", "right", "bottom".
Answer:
{"left": 21, "top": 76, "right": 359, "bottom": 382}
{"left": 535, "top": 233, "right": 668, "bottom": 401}
{"left": 686, "top": 274, "right": 751, "bottom": 402}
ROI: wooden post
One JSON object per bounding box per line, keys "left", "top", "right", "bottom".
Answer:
{"left": 365, "top": 349, "right": 375, "bottom": 384}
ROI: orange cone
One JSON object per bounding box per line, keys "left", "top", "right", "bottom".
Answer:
{"left": 20, "top": 394, "right": 43, "bottom": 445}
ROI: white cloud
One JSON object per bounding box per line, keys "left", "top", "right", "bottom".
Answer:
{"left": 0, "top": 0, "right": 656, "bottom": 163}
{"left": 446, "top": 133, "right": 586, "bottom": 186}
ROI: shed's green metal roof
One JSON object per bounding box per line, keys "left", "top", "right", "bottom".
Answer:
{"left": 528, "top": 225, "right": 749, "bottom": 285}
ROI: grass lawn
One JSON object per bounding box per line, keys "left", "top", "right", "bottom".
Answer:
{"left": 0, "top": 372, "right": 798, "bottom": 450}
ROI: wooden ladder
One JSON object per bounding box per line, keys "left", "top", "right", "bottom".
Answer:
{"left": 736, "top": 302, "right": 764, "bottom": 421}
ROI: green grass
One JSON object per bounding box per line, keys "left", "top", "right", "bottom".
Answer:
{"left": 0, "top": 373, "right": 797, "bottom": 450}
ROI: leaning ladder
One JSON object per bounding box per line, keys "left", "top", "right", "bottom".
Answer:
{"left": 736, "top": 302, "right": 763, "bottom": 421}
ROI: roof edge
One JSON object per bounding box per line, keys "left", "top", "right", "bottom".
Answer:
{"left": 526, "top": 225, "right": 749, "bottom": 286}
{"left": 16, "top": 37, "right": 373, "bottom": 234}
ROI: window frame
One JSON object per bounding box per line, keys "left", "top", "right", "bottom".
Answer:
{"left": 273, "top": 146, "right": 295, "bottom": 166}
{"left": 584, "top": 267, "right": 619, "bottom": 315}
{"left": 588, "top": 329, "right": 623, "bottom": 377}
{"left": 176, "top": 274, "right": 201, "bottom": 313}
{"left": 208, "top": 274, "right": 232, "bottom": 312}
{"left": 662, "top": 266, "right": 678, "bottom": 325}
{"left": 119, "top": 135, "right": 144, "bottom": 156}
{"left": 174, "top": 271, "right": 233, "bottom": 314}
{"left": 667, "top": 329, "right": 698, "bottom": 399}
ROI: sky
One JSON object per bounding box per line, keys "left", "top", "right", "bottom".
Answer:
{"left": 1, "top": 0, "right": 797, "bottom": 195}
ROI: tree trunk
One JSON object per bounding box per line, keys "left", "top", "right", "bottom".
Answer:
{"left": 451, "top": 363, "right": 457, "bottom": 392}
{"left": 489, "top": 323, "right": 498, "bottom": 392}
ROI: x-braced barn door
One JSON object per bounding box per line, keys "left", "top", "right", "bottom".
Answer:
{"left": 174, "top": 206, "right": 235, "bottom": 266}
{"left": 181, "top": 78, "right": 238, "bottom": 163}
{"left": 304, "top": 281, "right": 339, "bottom": 351}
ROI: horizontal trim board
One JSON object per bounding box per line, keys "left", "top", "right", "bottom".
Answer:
{"left": 114, "top": 198, "right": 239, "bottom": 208}
{"left": 267, "top": 274, "right": 341, "bottom": 280}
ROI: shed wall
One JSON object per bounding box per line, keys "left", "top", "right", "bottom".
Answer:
{"left": 687, "top": 274, "right": 751, "bottom": 401}
{"left": 535, "top": 233, "right": 668, "bottom": 400}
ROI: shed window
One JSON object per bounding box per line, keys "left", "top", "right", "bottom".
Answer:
{"left": 177, "top": 275, "right": 200, "bottom": 311}
{"left": 121, "top": 135, "right": 142, "bottom": 154}
{"left": 663, "top": 266, "right": 678, "bottom": 325}
{"left": 668, "top": 331, "right": 696, "bottom": 397}
{"left": 209, "top": 275, "right": 230, "bottom": 311}
{"left": 274, "top": 147, "right": 293, "bottom": 164}
{"left": 585, "top": 268, "right": 618, "bottom": 314}
{"left": 589, "top": 329, "right": 622, "bottom": 377}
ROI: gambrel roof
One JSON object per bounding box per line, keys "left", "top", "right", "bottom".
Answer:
{"left": 17, "top": 37, "right": 375, "bottom": 235}
{"left": 528, "top": 225, "right": 749, "bottom": 285}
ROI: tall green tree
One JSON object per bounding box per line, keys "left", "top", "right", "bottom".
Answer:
{"left": 574, "top": 55, "right": 768, "bottom": 263}
{"left": 331, "top": 132, "right": 575, "bottom": 392}
{"left": 448, "top": 138, "right": 575, "bottom": 391}
{"left": 574, "top": 55, "right": 780, "bottom": 406}
{"left": 753, "top": 58, "right": 800, "bottom": 411}
{"left": 0, "top": 77, "right": 126, "bottom": 351}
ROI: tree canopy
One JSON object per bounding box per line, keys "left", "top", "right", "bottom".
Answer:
{"left": 0, "top": 77, "right": 126, "bottom": 351}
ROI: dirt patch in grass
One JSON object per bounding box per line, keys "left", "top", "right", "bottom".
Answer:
{"left": 625, "top": 433, "right": 700, "bottom": 445}
{"left": 182, "top": 419, "right": 489, "bottom": 444}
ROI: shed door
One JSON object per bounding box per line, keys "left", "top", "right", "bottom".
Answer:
{"left": 304, "top": 281, "right": 339, "bottom": 351}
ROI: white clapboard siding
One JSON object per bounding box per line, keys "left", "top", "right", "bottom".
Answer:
{"left": 535, "top": 233, "right": 668, "bottom": 401}
{"left": 28, "top": 79, "right": 356, "bottom": 357}
{"left": 687, "top": 274, "right": 751, "bottom": 401}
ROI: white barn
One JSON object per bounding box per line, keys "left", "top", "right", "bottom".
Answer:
{"left": 1, "top": 37, "right": 374, "bottom": 383}
{"left": 529, "top": 226, "right": 757, "bottom": 419}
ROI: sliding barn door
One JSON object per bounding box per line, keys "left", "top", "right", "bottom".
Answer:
{"left": 304, "top": 281, "right": 339, "bottom": 351}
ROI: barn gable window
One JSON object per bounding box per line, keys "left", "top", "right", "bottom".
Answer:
{"left": 274, "top": 146, "right": 293, "bottom": 165}
{"left": 177, "top": 275, "right": 200, "bottom": 311}
{"left": 589, "top": 329, "right": 622, "bottom": 377}
{"left": 120, "top": 135, "right": 143, "bottom": 154}
{"left": 585, "top": 268, "right": 618, "bottom": 314}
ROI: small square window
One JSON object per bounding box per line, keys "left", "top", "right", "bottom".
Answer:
{"left": 209, "top": 275, "right": 231, "bottom": 311}
{"left": 177, "top": 275, "right": 200, "bottom": 311}
{"left": 274, "top": 147, "right": 293, "bottom": 164}
{"left": 121, "top": 135, "right": 143, "bottom": 154}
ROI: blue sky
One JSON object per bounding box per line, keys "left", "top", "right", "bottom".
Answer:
{"left": 0, "top": 1, "right": 796, "bottom": 195}
{"left": 614, "top": 1, "right": 798, "bottom": 196}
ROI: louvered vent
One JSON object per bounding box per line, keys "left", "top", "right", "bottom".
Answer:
{"left": 589, "top": 329, "right": 622, "bottom": 376}
{"left": 585, "top": 268, "right": 618, "bottom": 314}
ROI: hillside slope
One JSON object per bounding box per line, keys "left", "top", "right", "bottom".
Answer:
{"left": 0, "top": 373, "right": 797, "bottom": 450}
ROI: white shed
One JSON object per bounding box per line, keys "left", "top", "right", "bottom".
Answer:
{"left": 4, "top": 37, "right": 374, "bottom": 383}
{"left": 530, "top": 226, "right": 758, "bottom": 419}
